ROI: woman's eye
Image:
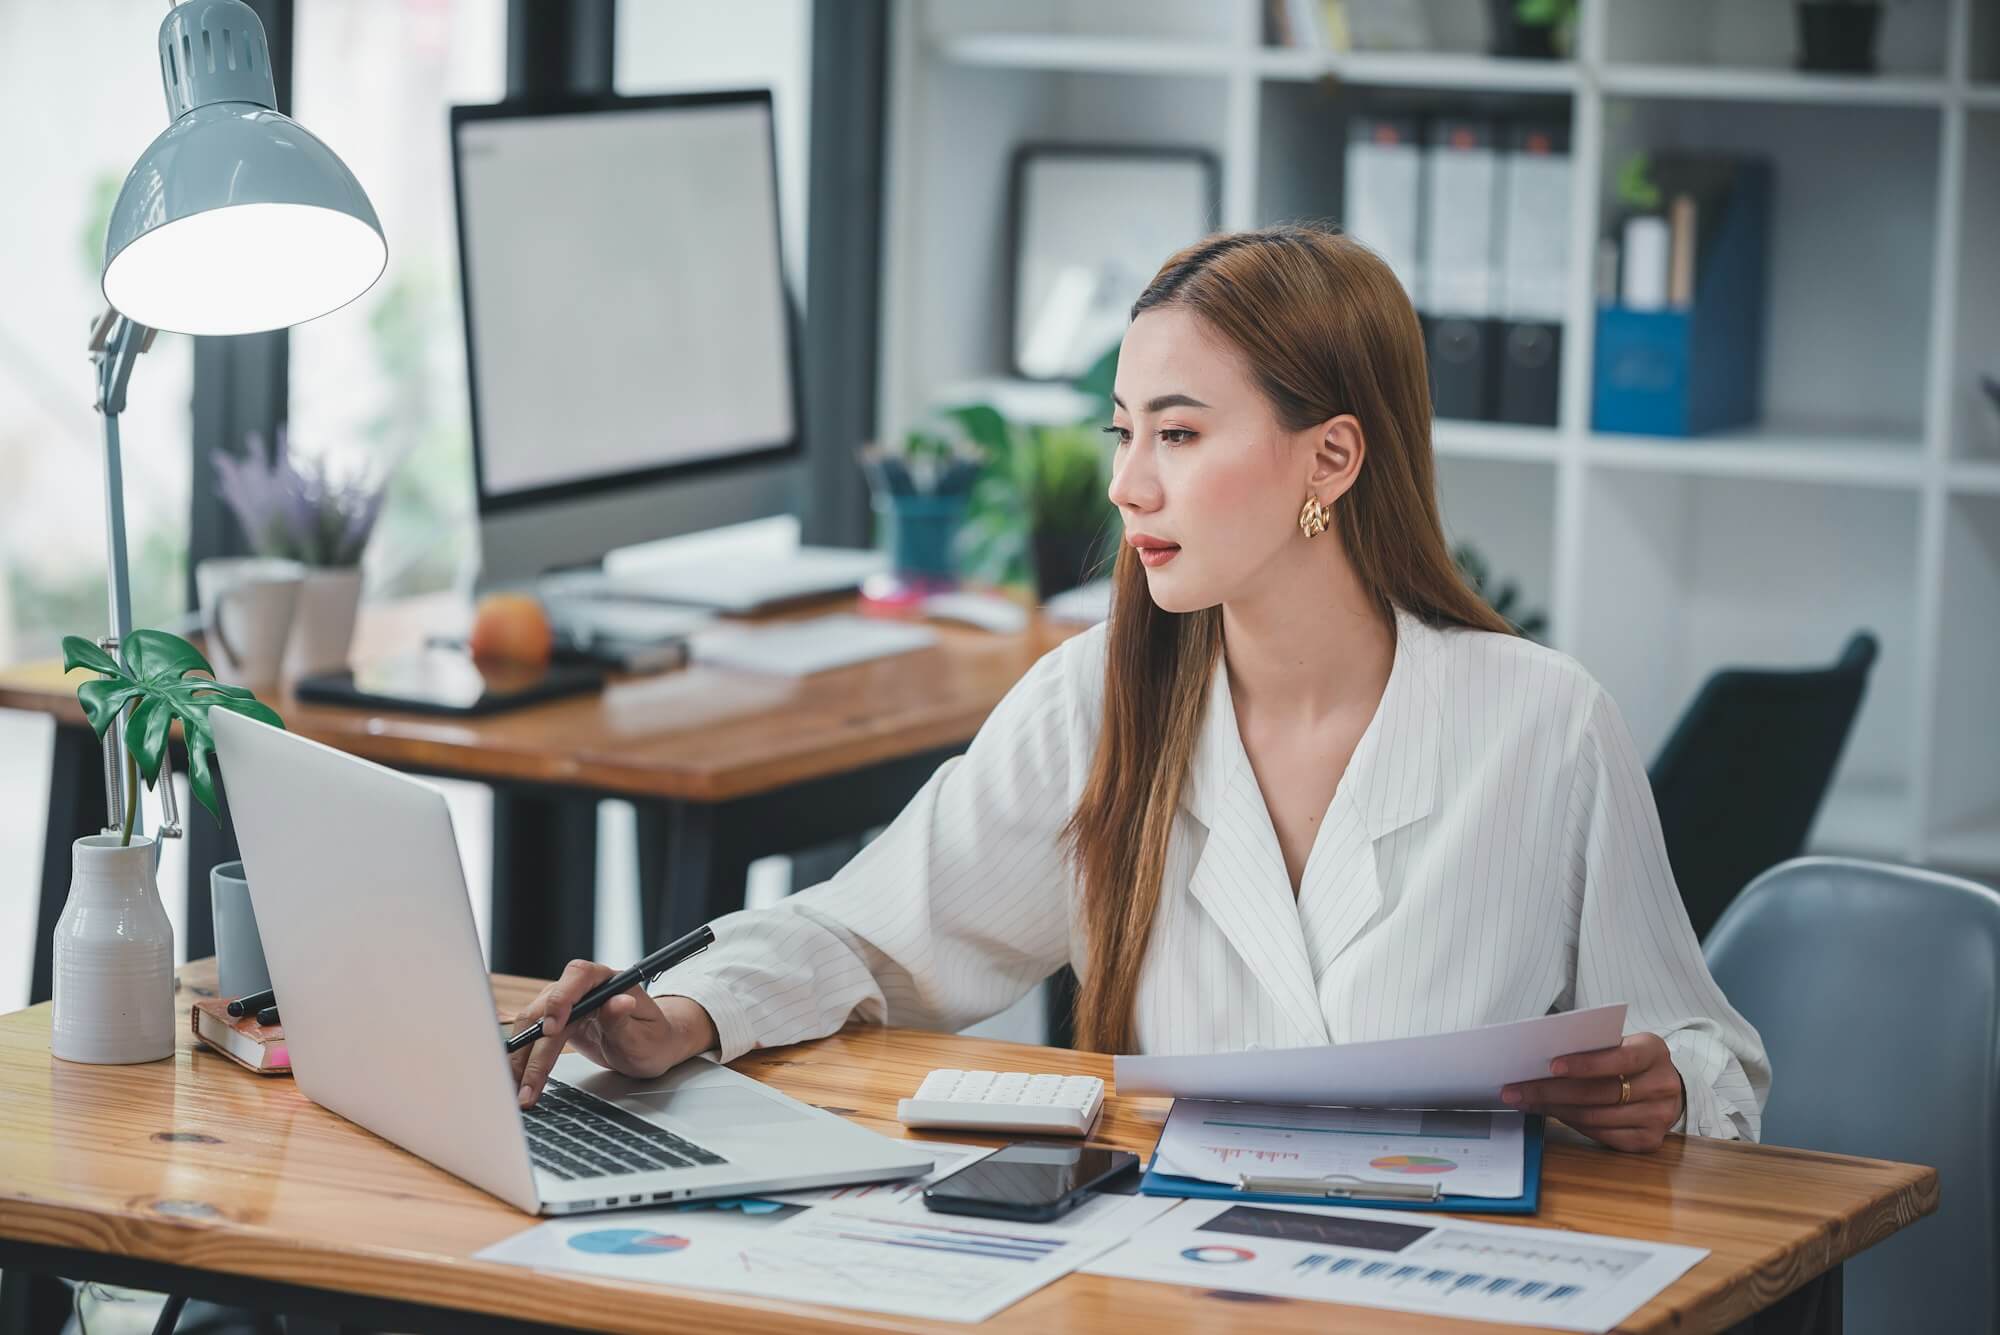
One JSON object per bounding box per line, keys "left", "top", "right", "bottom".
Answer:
{"left": 1101, "top": 425, "right": 1192, "bottom": 447}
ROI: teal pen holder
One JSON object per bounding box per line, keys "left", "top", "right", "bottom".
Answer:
{"left": 874, "top": 493, "right": 968, "bottom": 587}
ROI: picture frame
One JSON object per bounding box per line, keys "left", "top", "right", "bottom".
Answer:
{"left": 1008, "top": 144, "right": 1220, "bottom": 382}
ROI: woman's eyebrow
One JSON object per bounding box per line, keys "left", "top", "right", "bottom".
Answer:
{"left": 1110, "top": 392, "right": 1212, "bottom": 413}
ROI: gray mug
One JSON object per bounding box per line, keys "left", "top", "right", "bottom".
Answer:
{"left": 210, "top": 861, "right": 272, "bottom": 999}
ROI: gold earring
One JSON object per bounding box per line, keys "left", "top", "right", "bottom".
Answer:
{"left": 1298, "top": 494, "right": 1331, "bottom": 539}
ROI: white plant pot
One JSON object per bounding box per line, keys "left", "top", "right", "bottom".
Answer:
{"left": 282, "top": 565, "right": 364, "bottom": 682}
{"left": 51, "top": 834, "right": 176, "bottom": 1065}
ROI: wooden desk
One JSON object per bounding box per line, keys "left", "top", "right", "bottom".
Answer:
{"left": 0, "top": 964, "right": 1938, "bottom": 1334}
{"left": 2, "top": 594, "right": 1075, "bottom": 999}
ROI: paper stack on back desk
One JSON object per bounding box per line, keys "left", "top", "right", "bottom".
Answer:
{"left": 1114, "top": 1004, "right": 1626, "bottom": 1107}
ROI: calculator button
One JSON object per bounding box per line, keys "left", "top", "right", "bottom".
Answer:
{"left": 917, "top": 1070, "right": 964, "bottom": 1098}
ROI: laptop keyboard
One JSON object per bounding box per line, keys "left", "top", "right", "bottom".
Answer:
{"left": 522, "top": 1078, "right": 730, "bottom": 1181}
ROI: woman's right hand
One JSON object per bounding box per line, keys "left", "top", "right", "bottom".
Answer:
{"left": 508, "top": 959, "right": 721, "bottom": 1108}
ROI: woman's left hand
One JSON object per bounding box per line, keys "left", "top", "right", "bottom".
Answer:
{"left": 1500, "top": 1032, "right": 1686, "bottom": 1152}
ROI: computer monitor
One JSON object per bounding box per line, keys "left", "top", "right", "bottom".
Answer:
{"left": 450, "top": 90, "right": 802, "bottom": 586}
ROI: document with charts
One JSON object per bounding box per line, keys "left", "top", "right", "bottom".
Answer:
{"left": 1154, "top": 1100, "right": 1527, "bottom": 1198}
{"left": 1083, "top": 1199, "right": 1706, "bottom": 1333}
{"left": 476, "top": 1144, "right": 1180, "bottom": 1323}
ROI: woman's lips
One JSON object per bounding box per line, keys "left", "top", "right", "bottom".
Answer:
{"left": 1136, "top": 544, "right": 1181, "bottom": 568}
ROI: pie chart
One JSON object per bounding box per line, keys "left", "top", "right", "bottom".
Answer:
{"left": 567, "top": 1228, "right": 692, "bottom": 1256}
{"left": 1182, "top": 1245, "right": 1256, "bottom": 1264}
{"left": 1370, "top": 1154, "right": 1457, "bottom": 1175}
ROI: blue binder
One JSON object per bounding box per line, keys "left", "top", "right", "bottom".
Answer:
{"left": 1138, "top": 1114, "right": 1545, "bottom": 1215}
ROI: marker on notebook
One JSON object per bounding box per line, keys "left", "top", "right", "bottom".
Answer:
{"left": 227, "top": 988, "right": 276, "bottom": 1018}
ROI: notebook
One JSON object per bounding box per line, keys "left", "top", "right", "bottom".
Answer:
{"left": 190, "top": 999, "right": 291, "bottom": 1074}
{"left": 191, "top": 1000, "right": 521, "bottom": 1076}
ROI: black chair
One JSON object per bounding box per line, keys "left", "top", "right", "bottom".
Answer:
{"left": 1647, "top": 632, "right": 1878, "bottom": 940}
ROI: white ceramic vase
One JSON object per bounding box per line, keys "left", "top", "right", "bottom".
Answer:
{"left": 51, "top": 835, "right": 176, "bottom": 1065}
{"left": 282, "top": 565, "right": 364, "bottom": 681}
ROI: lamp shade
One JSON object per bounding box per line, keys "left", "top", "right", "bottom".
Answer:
{"left": 101, "top": 0, "right": 385, "bottom": 337}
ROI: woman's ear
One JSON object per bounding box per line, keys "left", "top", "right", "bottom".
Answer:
{"left": 1309, "top": 414, "right": 1365, "bottom": 501}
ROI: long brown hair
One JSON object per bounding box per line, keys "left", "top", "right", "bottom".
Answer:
{"left": 1061, "top": 225, "right": 1516, "bottom": 1053}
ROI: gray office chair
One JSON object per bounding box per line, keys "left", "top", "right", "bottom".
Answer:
{"left": 1704, "top": 857, "right": 2000, "bottom": 1335}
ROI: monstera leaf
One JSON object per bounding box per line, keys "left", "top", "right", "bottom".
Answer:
{"left": 62, "top": 629, "right": 285, "bottom": 823}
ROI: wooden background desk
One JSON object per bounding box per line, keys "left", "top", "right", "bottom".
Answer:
{"left": 0, "top": 962, "right": 1938, "bottom": 1334}
{"left": 0, "top": 594, "right": 1075, "bottom": 1003}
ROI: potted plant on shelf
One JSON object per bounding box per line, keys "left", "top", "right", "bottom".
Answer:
{"left": 52, "top": 629, "right": 284, "bottom": 1064}
{"left": 1487, "top": 0, "right": 1577, "bottom": 60}
{"left": 213, "top": 428, "right": 392, "bottom": 681}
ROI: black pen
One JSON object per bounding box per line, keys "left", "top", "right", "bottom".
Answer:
{"left": 505, "top": 925, "right": 716, "bottom": 1055}
{"left": 228, "top": 988, "right": 276, "bottom": 1018}
{"left": 256, "top": 1004, "right": 280, "bottom": 1026}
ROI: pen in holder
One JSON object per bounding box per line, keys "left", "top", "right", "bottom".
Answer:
{"left": 1236, "top": 1172, "right": 1444, "bottom": 1203}
{"left": 859, "top": 433, "right": 982, "bottom": 608}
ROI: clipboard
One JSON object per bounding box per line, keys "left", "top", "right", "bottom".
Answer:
{"left": 1138, "top": 1114, "right": 1545, "bottom": 1215}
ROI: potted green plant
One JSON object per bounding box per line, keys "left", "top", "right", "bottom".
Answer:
{"left": 213, "top": 427, "right": 392, "bottom": 680}
{"left": 947, "top": 345, "right": 1121, "bottom": 601}
{"left": 50, "top": 629, "right": 283, "bottom": 1065}
{"left": 948, "top": 406, "right": 1118, "bottom": 601}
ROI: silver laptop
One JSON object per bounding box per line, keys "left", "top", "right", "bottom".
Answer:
{"left": 211, "top": 709, "right": 935, "bottom": 1215}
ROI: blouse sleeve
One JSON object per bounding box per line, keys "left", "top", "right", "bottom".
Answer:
{"left": 1562, "top": 685, "right": 1772, "bottom": 1141}
{"left": 650, "top": 636, "right": 1085, "bottom": 1063}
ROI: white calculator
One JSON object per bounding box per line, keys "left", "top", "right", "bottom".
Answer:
{"left": 896, "top": 1069, "right": 1106, "bottom": 1136}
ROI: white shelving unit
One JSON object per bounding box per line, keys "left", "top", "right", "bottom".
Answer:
{"left": 880, "top": 0, "right": 2000, "bottom": 872}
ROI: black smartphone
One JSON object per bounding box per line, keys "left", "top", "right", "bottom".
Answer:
{"left": 921, "top": 1143, "right": 1140, "bottom": 1223}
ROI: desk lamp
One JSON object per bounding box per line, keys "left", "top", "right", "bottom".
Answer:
{"left": 89, "top": 0, "right": 385, "bottom": 844}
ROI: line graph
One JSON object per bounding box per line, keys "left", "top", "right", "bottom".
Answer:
{"left": 1201, "top": 1145, "right": 1303, "bottom": 1166}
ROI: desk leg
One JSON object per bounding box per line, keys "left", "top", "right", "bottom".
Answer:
{"left": 632, "top": 748, "right": 962, "bottom": 952}
{"left": 487, "top": 788, "right": 598, "bottom": 977}
{"left": 1728, "top": 1264, "right": 1842, "bottom": 1335}
{"left": 635, "top": 801, "right": 756, "bottom": 949}
{"left": 0, "top": 1268, "right": 69, "bottom": 1335}
{"left": 31, "top": 725, "right": 106, "bottom": 1005}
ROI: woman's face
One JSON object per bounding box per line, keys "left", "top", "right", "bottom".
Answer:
{"left": 1107, "top": 308, "right": 1332, "bottom": 614}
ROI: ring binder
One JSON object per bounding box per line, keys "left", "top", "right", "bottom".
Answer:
{"left": 1236, "top": 1173, "right": 1443, "bottom": 1203}
{"left": 1140, "top": 1115, "right": 1546, "bottom": 1214}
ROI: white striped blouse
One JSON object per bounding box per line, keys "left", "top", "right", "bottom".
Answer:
{"left": 656, "top": 604, "right": 1770, "bottom": 1142}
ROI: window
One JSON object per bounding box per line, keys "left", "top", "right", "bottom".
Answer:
{"left": 616, "top": 0, "right": 813, "bottom": 298}
{"left": 289, "top": 0, "right": 506, "bottom": 596}
{"left": 0, "top": 1, "right": 195, "bottom": 663}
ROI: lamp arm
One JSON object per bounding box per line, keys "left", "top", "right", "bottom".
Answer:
{"left": 87, "top": 311, "right": 179, "bottom": 857}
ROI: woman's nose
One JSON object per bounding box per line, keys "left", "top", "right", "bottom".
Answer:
{"left": 1108, "top": 444, "right": 1159, "bottom": 513}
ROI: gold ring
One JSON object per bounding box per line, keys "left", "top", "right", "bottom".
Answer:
{"left": 1618, "top": 1075, "right": 1632, "bottom": 1106}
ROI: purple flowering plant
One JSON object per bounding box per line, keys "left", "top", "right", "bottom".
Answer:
{"left": 213, "top": 427, "right": 390, "bottom": 569}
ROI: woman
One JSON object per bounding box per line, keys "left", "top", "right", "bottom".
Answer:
{"left": 511, "top": 226, "right": 1769, "bottom": 1152}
